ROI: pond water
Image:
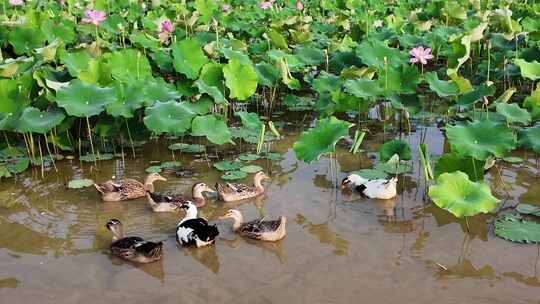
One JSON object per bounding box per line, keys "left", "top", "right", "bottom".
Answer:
{"left": 1, "top": 117, "right": 539, "bottom": 304}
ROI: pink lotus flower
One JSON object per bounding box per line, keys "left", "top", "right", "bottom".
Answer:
{"left": 9, "top": 0, "right": 24, "bottom": 6}
{"left": 222, "top": 4, "right": 232, "bottom": 13}
{"left": 81, "top": 9, "right": 107, "bottom": 26}
{"left": 259, "top": 1, "right": 272, "bottom": 9}
{"left": 409, "top": 46, "right": 433, "bottom": 65}
{"left": 296, "top": 1, "right": 303, "bottom": 11}
{"left": 160, "top": 19, "right": 173, "bottom": 33}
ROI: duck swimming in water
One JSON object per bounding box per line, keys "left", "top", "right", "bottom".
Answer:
{"left": 219, "top": 209, "right": 287, "bottom": 242}
{"left": 176, "top": 201, "right": 219, "bottom": 248}
{"left": 146, "top": 182, "right": 216, "bottom": 212}
{"left": 105, "top": 219, "right": 163, "bottom": 263}
{"left": 216, "top": 171, "right": 270, "bottom": 202}
{"left": 94, "top": 173, "right": 167, "bottom": 202}
{"left": 341, "top": 174, "right": 397, "bottom": 200}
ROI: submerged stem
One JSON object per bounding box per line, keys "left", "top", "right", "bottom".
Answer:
{"left": 86, "top": 116, "right": 97, "bottom": 166}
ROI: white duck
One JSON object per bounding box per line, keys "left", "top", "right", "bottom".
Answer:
{"left": 341, "top": 174, "right": 397, "bottom": 200}
{"left": 176, "top": 201, "right": 219, "bottom": 248}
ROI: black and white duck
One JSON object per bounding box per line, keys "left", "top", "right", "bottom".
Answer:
{"left": 176, "top": 201, "right": 219, "bottom": 248}
{"left": 105, "top": 219, "right": 163, "bottom": 263}
{"left": 341, "top": 174, "right": 398, "bottom": 200}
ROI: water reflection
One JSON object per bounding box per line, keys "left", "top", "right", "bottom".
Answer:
{"left": 295, "top": 214, "right": 349, "bottom": 256}
{"left": 435, "top": 259, "right": 496, "bottom": 280}
{"left": 424, "top": 204, "right": 489, "bottom": 241}
{"left": 0, "top": 277, "right": 20, "bottom": 289}
{"left": 182, "top": 245, "right": 220, "bottom": 274}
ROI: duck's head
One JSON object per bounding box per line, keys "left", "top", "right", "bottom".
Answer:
{"left": 254, "top": 171, "right": 270, "bottom": 182}
{"left": 192, "top": 182, "right": 216, "bottom": 196}
{"left": 218, "top": 209, "right": 243, "bottom": 221}
{"left": 180, "top": 201, "right": 197, "bottom": 211}
{"left": 105, "top": 219, "right": 124, "bottom": 239}
{"left": 341, "top": 174, "right": 368, "bottom": 189}
{"left": 145, "top": 172, "right": 167, "bottom": 184}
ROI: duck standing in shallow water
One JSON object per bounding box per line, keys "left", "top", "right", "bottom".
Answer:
{"left": 94, "top": 173, "right": 167, "bottom": 202}
{"left": 176, "top": 202, "right": 219, "bottom": 248}
{"left": 216, "top": 171, "right": 270, "bottom": 202}
{"left": 146, "top": 182, "right": 216, "bottom": 212}
{"left": 341, "top": 174, "right": 398, "bottom": 200}
{"left": 105, "top": 219, "right": 163, "bottom": 263}
{"left": 219, "top": 209, "right": 287, "bottom": 241}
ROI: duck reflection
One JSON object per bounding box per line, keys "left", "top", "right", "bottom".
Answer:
{"left": 295, "top": 214, "right": 349, "bottom": 256}
{"left": 182, "top": 245, "right": 220, "bottom": 274}
{"left": 376, "top": 199, "right": 416, "bottom": 234}
{"left": 435, "top": 258, "right": 495, "bottom": 280}
{"left": 221, "top": 235, "right": 287, "bottom": 264}
{"left": 107, "top": 251, "right": 166, "bottom": 282}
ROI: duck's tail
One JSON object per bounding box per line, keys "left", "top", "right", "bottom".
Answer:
{"left": 278, "top": 216, "right": 287, "bottom": 236}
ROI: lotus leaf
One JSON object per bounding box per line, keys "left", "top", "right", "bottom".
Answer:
{"left": 518, "top": 124, "right": 540, "bottom": 153}
{"left": 374, "top": 156, "right": 412, "bottom": 175}
{"left": 221, "top": 49, "right": 252, "bottom": 66}
{"left": 145, "top": 166, "right": 162, "bottom": 173}
{"left": 351, "top": 169, "right": 389, "bottom": 180}
{"left": 356, "top": 39, "right": 408, "bottom": 69}
{"left": 160, "top": 161, "right": 182, "bottom": 169}
{"left": 143, "top": 101, "right": 197, "bottom": 135}
{"left": 293, "top": 116, "right": 353, "bottom": 163}
{"left": 263, "top": 152, "right": 283, "bottom": 160}
{"left": 446, "top": 120, "right": 516, "bottom": 160}
{"left": 214, "top": 161, "right": 243, "bottom": 171}
{"left": 67, "top": 179, "right": 94, "bottom": 189}
{"left": 221, "top": 170, "right": 248, "bottom": 180}
{"left": 223, "top": 59, "right": 258, "bottom": 100}
{"left": 494, "top": 214, "right": 540, "bottom": 244}
{"left": 496, "top": 103, "right": 531, "bottom": 124}
{"left": 428, "top": 171, "right": 499, "bottom": 218}
{"left": 379, "top": 139, "right": 412, "bottom": 162}
{"left": 235, "top": 111, "right": 262, "bottom": 130}
{"left": 8, "top": 26, "right": 46, "bottom": 55}
{"left": 191, "top": 115, "right": 231, "bottom": 145}
{"left": 516, "top": 204, "right": 540, "bottom": 216}
{"left": 172, "top": 38, "right": 209, "bottom": 79}
{"left": 168, "top": 143, "right": 205, "bottom": 153}
{"left": 240, "top": 165, "right": 263, "bottom": 174}
{"left": 502, "top": 156, "right": 523, "bottom": 163}
{"left": 55, "top": 80, "right": 116, "bottom": 117}
{"left": 424, "top": 72, "right": 460, "bottom": 97}
{"left": 295, "top": 46, "right": 325, "bottom": 66}
{"left": 143, "top": 78, "right": 182, "bottom": 106}
{"left": 255, "top": 62, "right": 280, "bottom": 87}
{"left": 60, "top": 51, "right": 90, "bottom": 77}
{"left": 434, "top": 152, "right": 484, "bottom": 182}
{"left": 110, "top": 49, "right": 152, "bottom": 82}
{"left": 79, "top": 153, "right": 114, "bottom": 162}
{"left": 344, "top": 79, "right": 385, "bottom": 99}
{"left": 514, "top": 59, "right": 540, "bottom": 81}
{"left": 107, "top": 83, "right": 145, "bottom": 118}
{"left": 238, "top": 153, "right": 260, "bottom": 161}
{"left": 16, "top": 107, "right": 65, "bottom": 134}
{"left": 194, "top": 80, "right": 225, "bottom": 104}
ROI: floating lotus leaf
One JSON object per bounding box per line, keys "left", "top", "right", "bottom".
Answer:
{"left": 514, "top": 59, "right": 540, "bottom": 81}
{"left": 351, "top": 169, "right": 389, "bottom": 180}
{"left": 374, "top": 156, "right": 412, "bottom": 174}
{"left": 221, "top": 170, "right": 247, "bottom": 180}
{"left": 79, "top": 153, "right": 114, "bottom": 162}
{"left": 516, "top": 204, "right": 540, "bottom": 216}
{"left": 434, "top": 152, "right": 484, "bottom": 182}
{"left": 379, "top": 139, "right": 412, "bottom": 162}
{"left": 240, "top": 165, "right": 263, "bottom": 173}
{"left": 67, "top": 178, "right": 94, "bottom": 189}
{"left": 2, "top": 156, "right": 29, "bottom": 174}
{"left": 238, "top": 153, "right": 260, "bottom": 161}
{"left": 223, "top": 59, "right": 258, "bottom": 100}
{"left": 293, "top": 116, "right": 353, "bottom": 163}
{"left": 143, "top": 101, "right": 197, "bottom": 135}
{"left": 168, "top": 143, "right": 206, "bottom": 153}
{"left": 160, "top": 161, "right": 182, "bottom": 169}
{"left": 213, "top": 160, "right": 242, "bottom": 171}
{"left": 428, "top": 171, "right": 499, "bottom": 218}
{"left": 446, "top": 120, "right": 516, "bottom": 160}
{"left": 502, "top": 156, "right": 523, "bottom": 164}
{"left": 496, "top": 103, "right": 531, "bottom": 125}
{"left": 145, "top": 166, "right": 162, "bottom": 173}
{"left": 110, "top": 49, "right": 152, "bottom": 82}
{"left": 191, "top": 115, "right": 231, "bottom": 145}
{"left": 15, "top": 107, "right": 65, "bottom": 134}
{"left": 263, "top": 152, "right": 283, "bottom": 160}
{"left": 494, "top": 214, "right": 540, "bottom": 244}
{"left": 235, "top": 111, "right": 262, "bottom": 130}
{"left": 55, "top": 80, "right": 116, "bottom": 117}
{"left": 518, "top": 124, "right": 540, "bottom": 154}
{"left": 424, "top": 72, "right": 460, "bottom": 97}
{"left": 172, "top": 38, "right": 208, "bottom": 79}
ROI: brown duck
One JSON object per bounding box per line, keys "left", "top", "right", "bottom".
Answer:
{"left": 94, "top": 173, "right": 167, "bottom": 202}
{"left": 216, "top": 172, "right": 270, "bottom": 202}
{"left": 219, "top": 209, "right": 287, "bottom": 241}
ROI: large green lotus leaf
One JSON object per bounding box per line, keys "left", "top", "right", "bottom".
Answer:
{"left": 172, "top": 38, "right": 209, "bottom": 79}
{"left": 514, "top": 59, "right": 540, "bottom": 81}
{"left": 16, "top": 107, "right": 65, "bottom": 134}
{"left": 194, "top": 0, "right": 218, "bottom": 23}
{"left": 446, "top": 120, "right": 516, "bottom": 160}
{"left": 255, "top": 62, "right": 280, "bottom": 87}
{"left": 293, "top": 116, "right": 353, "bottom": 163}
{"left": 434, "top": 152, "right": 484, "bottom": 182}
{"left": 518, "top": 124, "right": 540, "bottom": 153}
{"left": 41, "top": 17, "right": 76, "bottom": 44}
{"left": 223, "top": 59, "right": 258, "bottom": 100}
{"left": 235, "top": 111, "right": 262, "bottom": 130}
{"left": 8, "top": 26, "right": 46, "bottom": 55}
{"left": 55, "top": 80, "right": 117, "bottom": 117}
{"left": 77, "top": 58, "right": 112, "bottom": 85}
{"left": 268, "top": 29, "right": 289, "bottom": 50}
{"left": 194, "top": 79, "right": 225, "bottom": 104}
{"left": 356, "top": 39, "right": 408, "bottom": 69}
{"left": 214, "top": 160, "right": 243, "bottom": 171}
{"left": 107, "top": 82, "right": 145, "bottom": 118}
{"left": 221, "top": 48, "right": 253, "bottom": 66}
{"left": 109, "top": 49, "right": 152, "bottom": 82}
{"left": 313, "top": 72, "right": 341, "bottom": 95}
{"left": 295, "top": 46, "right": 324, "bottom": 66}
{"left": 0, "top": 79, "right": 27, "bottom": 125}
{"left": 374, "top": 156, "right": 412, "bottom": 174}
{"left": 495, "top": 214, "right": 540, "bottom": 244}
{"left": 523, "top": 86, "right": 540, "bottom": 121}
{"left": 191, "top": 115, "right": 231, "bottom": 145}
{"left": 496, "top": 103, "right": 531, "bottom": 125}
{"left": 199, "top": 62, "right": 224, "bottom": 88}
{"left": 142, "top": 78, "right": 182, "bottom": 106}
{"left": 379, "top": 139, "right": 412, "bottom": 162}
{"left": 456, "top": 85, "right": 495, "bottom": 106}
{"left": 428, "top": 171, "right": 499, "bottom": 218}
{"left": 143, "top": 100, "right": 197, "bottom": 135}
{"left": 344, "top": 79, "right": 384, "bottom": 99}
{"left": 424, "top": 72, "right": 460, "bottom": 97}
{"left": 59, "top": 51, "right": 90, "bottom": 77}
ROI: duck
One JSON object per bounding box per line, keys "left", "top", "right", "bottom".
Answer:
{"left": 105, "top": 219, "right": 163, "bottom": 263}
{"left": 219, "top": 209, "right": 287, "bottom": 241}
{"left": 145, "top": 182, "right": 216, "bottom": 212}
{"left": 176, "top": 201, "right": 219, "bottom": 248}
{"left": 94, "top": 173, "right": 167, "bottom": 202}
{"left": 216, "top": 171, "right": 270, "bottom": 202}
{"left": 341, "top": 174, "right": 397, "bottom": 200}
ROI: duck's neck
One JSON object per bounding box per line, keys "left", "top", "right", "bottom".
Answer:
{"left": 111, "top": 227, "right": 124, "bottom": 242}
{"left": 192, "top": 189, "right": 206, "bottom": 206}
{"left": 254, "top": 177, "right": 265, "bottom": 192}
{"left": 144, "top": 178, "right": 155, "bottom": 192}
{"left": 183, "top": 206, "right": 198, "bottom": 221}
{"left": 231, "top": 215, "right": 243, "bottom": 231}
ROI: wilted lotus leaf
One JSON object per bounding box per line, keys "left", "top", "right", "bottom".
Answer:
{"left": 428, "top": 171, "right": 499, "bottom": 218}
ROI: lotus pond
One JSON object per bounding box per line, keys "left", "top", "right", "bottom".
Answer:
{"left": 1, "top": 0, "right": 540, "bottom": 302}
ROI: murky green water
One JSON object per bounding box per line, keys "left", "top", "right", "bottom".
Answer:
{"left": 1, "top": 119, "right": 539, "bottom": 303}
